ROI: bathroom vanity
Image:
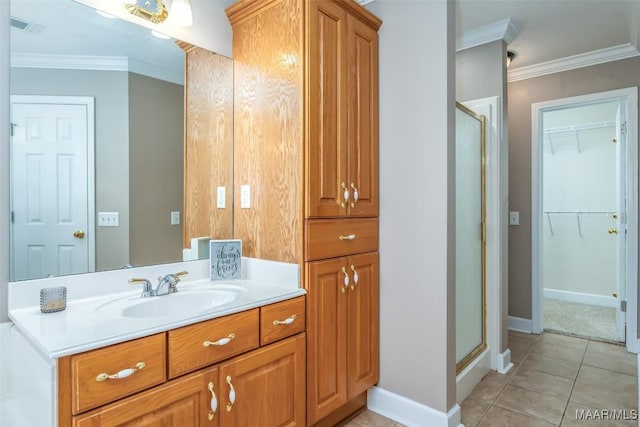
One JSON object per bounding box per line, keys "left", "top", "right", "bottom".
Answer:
{"left": 7, "top": 258, "right": 305, "bottom": 426}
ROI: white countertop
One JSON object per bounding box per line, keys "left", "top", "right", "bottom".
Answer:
{"left": 8, "top": 258, "right": 304, "bottom": 359}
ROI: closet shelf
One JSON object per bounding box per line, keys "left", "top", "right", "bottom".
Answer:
{"left": 544, "top": 121, "right": 616, "bottom": 154}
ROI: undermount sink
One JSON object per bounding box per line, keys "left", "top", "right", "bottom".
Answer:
{"left": 96, "top": 285, "right": 247, "bottom": 319}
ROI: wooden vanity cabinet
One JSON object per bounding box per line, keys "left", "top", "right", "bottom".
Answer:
{"left": 227, "top": 0, "right": 380, "bottom": 424}
{"left": 306, "top": 252, "right": 379, "bottom": 423}
{"left": 307, "top": 0, "right": 379, "bottom": 219}
{"left": 58, "top": 297, "right": 306, "bottom": 427}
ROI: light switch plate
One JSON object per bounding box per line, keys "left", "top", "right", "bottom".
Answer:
{"left": 240, "top": 185, "right": 250, "bottom": 209}
{"left": 171, "top": 211, "right": 181, "bottom": 225}
{"left": 509, "top": 211, "right": 520, "bottom": 226}
{"left": 217, "top": 186, "right": 226, "bottom": 209}
{"left": 98, "top": 212, "right": 119, "bottom": 227}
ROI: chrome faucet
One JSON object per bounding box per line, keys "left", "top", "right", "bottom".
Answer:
{"left": 155, "top": 271, "right": 188, "bottom": 296}
{"left": 129, "top": 271, "right": 188, "bottom": 298}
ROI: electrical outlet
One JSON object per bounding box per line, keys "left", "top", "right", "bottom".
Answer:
{"left": 171, "top": 211, "right": 181, "bottom": 225}
{"left": 241, "top": 185, "right": 250, "bottom": 209}
{"left": 217, "top": 186, "right": 226, "bottom": 209}
{"left": 98, "top": 212, "right": 119, "bottom": 227}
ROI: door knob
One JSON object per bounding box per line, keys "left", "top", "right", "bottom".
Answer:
{"left": 613, "top": 291, "right": 618, "bottom": 298}
{"left": 73, "top": 230, "right": 85, "bottom": 239}
{"left": 608, "top": 228, "right": 618, "bottom": 235}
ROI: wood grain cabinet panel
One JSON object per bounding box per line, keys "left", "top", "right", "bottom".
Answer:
{"left": 306, "top": 252, "right": 379, "bottom": 424}
{"left": 260, "top": 296, "right": 306, "bottom": 345}
{"left": 305, "top": 217, "right": 378, "bottom": 261}
{"left": 168, "top": 309, "right": 259, "bottom": 379}
{"left": 70, "top": 333, "right": 166, "bottom": 415}
{"left": 73, "top": 366, "right": 218, "bottom": 427}
{"left": 218, "top": 334, "right": 306, "bottom": 427}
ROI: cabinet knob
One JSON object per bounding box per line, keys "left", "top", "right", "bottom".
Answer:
{"left": 273, "top": 314, "right": 297, "bottom": 326}
{"left": 340, "top": 182, "right": 349, "bottom": 208}
{"left": 350, "top": 265, "right": 359, "bottom": 291}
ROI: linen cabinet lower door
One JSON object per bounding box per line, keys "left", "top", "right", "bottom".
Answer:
{"left": 346, "top": 252, "right": 379, "bottom": 398}
{"left": 73, "top": 367, "right": 219, "bottom": 427}
{"left": 218, "top": 334, "right": 306, "bottom": 427}
{"left": 306, "top": 257, "right": 349, "bottom": 424}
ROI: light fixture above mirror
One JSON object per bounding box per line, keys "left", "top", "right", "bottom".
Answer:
{"left": 123, "top": 0, "right": 193, "bottom": 27}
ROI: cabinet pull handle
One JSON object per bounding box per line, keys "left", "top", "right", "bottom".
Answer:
{"left": 226, "top": 375, "right": 236, "bottom": 412}
{"left": 340, "top": 182, "right": 349, "bottom": 208}
{"left": 95, "top": 362, "right": 145, "bottom": 382}
{"left": 208, "top": 382, "right": 218, "bottom": 421}
{"left": 350, "top": 183, "right": 359, "bottom": 207}
{"left": 350, "top": 265, "right": 359, "bottom": 291}
{"left": 341, "top": 267, "right": 350, "bottom": 294}
{"left": 339, "top": 234, "right": 356, "bottom": 241}
{"left": 203, "top": 333, "right": 236, "bottom": 347}
{"left": 273, "top": 314, "right": 297, "bottom": 326}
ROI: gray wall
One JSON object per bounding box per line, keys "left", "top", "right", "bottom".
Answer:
{"left": 128, "top": 72, "right": 184, "bottom": 267}
{"left": 1, "top": 1, "right": 9, "bottom": 322}
{"left": 368, "top": 0, "right": 457, "bottom": 414}
{"left": 10, "top": 67, "right": 131, "bottom": 271}
{"left": 508, "top": 56, "right": 640, "bottom": 323}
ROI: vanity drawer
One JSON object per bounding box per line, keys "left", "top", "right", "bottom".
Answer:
{"left": 305, "top": 218, "right": 379, "bottom": 261}
{"left": 70, "top": 333, "right": 166, "bottom": 415}
{"left": 260, "top": 296, "right": 306, "bottom": 345}
{"left": 168, "top": 309, "right": 259, "bottom": 378}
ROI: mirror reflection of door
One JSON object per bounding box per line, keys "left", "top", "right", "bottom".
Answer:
{"left": 455, "top": 102, "right": 487, "bottom": 373}
{"left": 10, "top": 95, "right": 95, "bottom": 281}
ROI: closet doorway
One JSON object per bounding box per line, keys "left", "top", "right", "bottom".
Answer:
{"left": 531, "top": 88, "right": 638, "bottom": 351}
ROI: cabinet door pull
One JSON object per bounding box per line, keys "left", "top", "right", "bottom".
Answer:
{"left": 341, "top": 267, "right": 350, "bottom": 293}
{"left": 340, "top": 182, "right": 349, "bottom": 208}
{"left": 273, "top": 314, "right": 297, "bottom": 326}
{"left": 95, "top": 362, "right": 145, "bottom": 382}
{"left": 208, "top": 382, "right": 218, "bottom": 421}
{"left": 350, "top": 182, "right": 359, "bottom": 207}
{"left": 350, "top": 265, "right": 359, "bottom": 291}
{"left": 226, "top": 375, "right": 236, "bottom": 412}
{"left": 203, "top": 333, "right": 236, "bottom": 347}
{"left": 339, "top": 234, "right": 356, "bottom": 241}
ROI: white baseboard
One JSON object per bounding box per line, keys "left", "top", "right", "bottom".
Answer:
{"left": 367, "top": 387, "right": 462, "bottom": 427}
{"left": 544, "top": 288, "right": 616, "bottom": 308}
{"left": 496, "top": 348, "right": 514, "bottom": 374}
{"left": 456, "top": 349, "right": 490, "bottom": 403}
{"left": 508, "top": 316, "right": 532, "bottom": 333}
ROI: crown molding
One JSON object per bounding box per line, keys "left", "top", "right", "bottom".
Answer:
{"left": 508, "top": 43, "right": 640, "bottom": 82}
{"left": 457, "top": 18, "right": 519, "bottom": 52}
{"left": 11, "top": 53, "right": 183, "bottom": 85}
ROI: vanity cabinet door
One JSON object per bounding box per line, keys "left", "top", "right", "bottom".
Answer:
{"left": 218, "top": 334, "right": 306, "bottom": 427}
{"left": 73, "top": 366, "right": 219, "bottom": 427}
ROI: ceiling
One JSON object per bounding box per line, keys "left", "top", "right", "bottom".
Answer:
{"left": 456, "top": 0, "right": 640, "bottom": 75}
{"left": 10, "top": 0, "right": 640, "bottom": 84}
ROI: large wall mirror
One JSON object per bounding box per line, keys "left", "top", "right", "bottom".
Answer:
{"left": 9, "top": 0, "right": 233, "bottom": 281}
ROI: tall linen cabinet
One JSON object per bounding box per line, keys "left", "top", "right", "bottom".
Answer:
{"left": 227, "top": 1, "right": 380, "bottom": 425}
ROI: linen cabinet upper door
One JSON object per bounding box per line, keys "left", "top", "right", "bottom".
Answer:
{"left": 307, "top": 0, "right": 348, "bottom": 218}
{"left": 347, "top": 16, "right": 379, "bottom": 217}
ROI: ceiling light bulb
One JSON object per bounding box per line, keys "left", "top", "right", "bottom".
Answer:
{"left": 169, "top": 0, "right": 193, "bottom": 27}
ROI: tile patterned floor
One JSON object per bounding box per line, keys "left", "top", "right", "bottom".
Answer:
{"left": 462, "top": 331, "right": 638, "bottom": 426}
{"left": 340, "top": 331, "right": 637, "bottom": 427}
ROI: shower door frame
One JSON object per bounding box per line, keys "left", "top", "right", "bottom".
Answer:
{"left": 531, "top": 87, "right": 638, "bottom": 353}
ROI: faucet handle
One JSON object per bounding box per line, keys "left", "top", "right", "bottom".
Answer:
{"left": 129, "top": 278, "right": 154, "bottom": 298}
{"left": 168, "top": 271, "right": 188, "bottom": 293}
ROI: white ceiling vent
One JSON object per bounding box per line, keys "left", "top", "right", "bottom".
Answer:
{"left": 10, "top": 17, "right": 44, "bottom": 34}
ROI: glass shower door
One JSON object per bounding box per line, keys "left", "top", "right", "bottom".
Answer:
{"left": 455, "top": 103, "right": 486, "bottom": 373}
